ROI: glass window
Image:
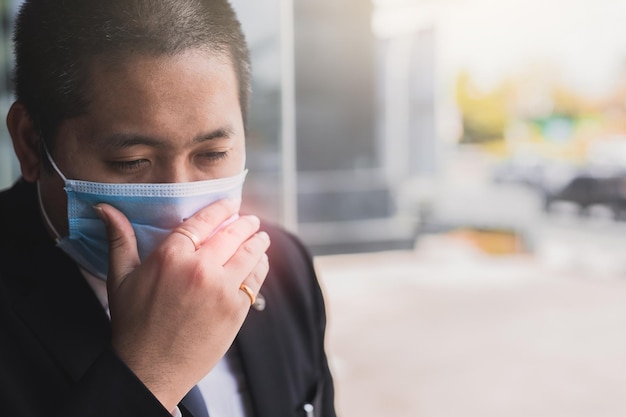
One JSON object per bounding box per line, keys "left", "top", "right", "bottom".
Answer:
{"left": 0, "top": 0, "right": 19, "bottom": 189}
{"left": 231, "top": 0, "right": 285, "bottom": 225}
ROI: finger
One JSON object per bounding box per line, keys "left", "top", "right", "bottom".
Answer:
{"left": 238, "top": 253, "right": 270, "bottom": 306}
{"left": 202, "top": 215, "right": 262, "bottom": 264}
{"left": 93, "top": 203, "right": 140, "bottom": 292}
{"left": 166, "top": 198, "right": 239, "bottom": 252}
{"left": 223, "top": 231, "right": 270, "bottom": 281}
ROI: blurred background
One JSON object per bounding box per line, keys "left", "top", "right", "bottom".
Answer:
{"left": 2, "top": 0, "right": 626, "bottom": 415}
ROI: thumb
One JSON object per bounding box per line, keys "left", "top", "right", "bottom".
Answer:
{"left": 93, "top": 203, "right": 140, "bottom": 293}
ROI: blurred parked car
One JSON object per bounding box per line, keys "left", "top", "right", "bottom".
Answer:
{"left": 544, "top": 173, "right": 626, "bottom": 219}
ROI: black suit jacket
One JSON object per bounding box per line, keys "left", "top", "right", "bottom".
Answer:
{"left": 0, "top": 179, "right": 336, "bottom": 417}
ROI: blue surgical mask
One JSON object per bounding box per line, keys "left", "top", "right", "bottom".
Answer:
{"left": 38, "top": 149, "right": 247, "bottom": 280}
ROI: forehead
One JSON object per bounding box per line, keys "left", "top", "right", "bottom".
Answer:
{"left": 54, "top": 48, "right": 245, "bottom": 149}
{"left": 84, "top": 48, "right": 238, "bottom": 111}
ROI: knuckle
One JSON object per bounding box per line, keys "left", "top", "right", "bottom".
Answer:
{"left": 223, "top": 224, "right": 246, "bottom": 240}
{"left": 250, "top": 261, "right": 269, "bottom": 286}
{"left": 195, "top": 199, "right": 236, "bottom": 226}
{"left": 188, "top": 260, "right": 210, "bottom": 284}
{"left": 155, "top": 244, "right": 179, "bottom": 264}
{"left": 108, "top": 234, "right": 126, "bottom": 252}
{"left": 188, "top": 260, "right": 227, "bottom": 293}
{"left": 241, "top": 241, "right": 257, "bottom": 256}
{"left": 108, "top": 230, "right": 134, "bottom": 252}
{"left": 192, "top": 209, "right": 215, "bottom": 227}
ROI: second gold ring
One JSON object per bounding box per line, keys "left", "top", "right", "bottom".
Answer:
{"left": 239, "top": 284, "right": 256, "bottom": 306}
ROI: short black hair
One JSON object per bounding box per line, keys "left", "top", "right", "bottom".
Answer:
{"left": 12, "top": 0, "right": 251, "bottom": 148}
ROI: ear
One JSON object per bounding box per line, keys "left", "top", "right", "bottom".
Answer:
{"left": 6, "top": 101, "right": 42, "bottom": 182}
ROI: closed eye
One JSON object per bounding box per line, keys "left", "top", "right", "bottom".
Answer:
{"left": 198, "top": 151, "right": 228, "bottom": 162}
{"left": 109, "top": 159, "right": 150, "bottom": 172}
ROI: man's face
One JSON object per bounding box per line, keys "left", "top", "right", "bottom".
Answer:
{"left": 38, "top": 49, "right": 246, "bottom": 237}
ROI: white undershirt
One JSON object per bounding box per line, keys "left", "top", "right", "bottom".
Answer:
{"left": 82, "top": 270, "right": 254, "bottom": 417}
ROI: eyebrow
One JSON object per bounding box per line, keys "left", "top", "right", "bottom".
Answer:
{"left": 100, "top": 127, "right": 235, "bottom": 150}
{"left": 192, "top": 127, "right": 235, "bottom": 144}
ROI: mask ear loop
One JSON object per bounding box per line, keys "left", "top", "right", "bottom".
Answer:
{"left": 37, "top": 139, "right": 66, "bottom": 243}
{"left": 41, "top": 139, "right": 68, "bottom": 182}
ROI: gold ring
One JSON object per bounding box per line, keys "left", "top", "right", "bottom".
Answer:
{"left": 173, "top": 227, "right": 201, "bottom": 251}
{"left": 239, "top": 284, "right": 256, "bottom": 306}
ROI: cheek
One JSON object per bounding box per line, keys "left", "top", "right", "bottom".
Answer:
{"left": 38, "top": 170, "right": 69, "bottom": 237}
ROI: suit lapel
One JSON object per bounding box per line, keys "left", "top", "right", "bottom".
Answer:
{"left": 13, "top": 243, "right": 111, "bottom": 383}
{"left": 2, "top": 181, "right": 107, "bottom": 383}
{"left": 12, "top": 242, "right": 297, "bottom": 416}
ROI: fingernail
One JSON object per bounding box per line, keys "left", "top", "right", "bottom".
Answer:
{"left": 257, "top": 231, "right": 270, "bottom": 242}
{"left": 93, "top": 205, "right": 109, "bottom": 227}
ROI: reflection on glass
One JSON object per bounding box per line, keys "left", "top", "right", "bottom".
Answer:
{"left": 230, "top": 0, "right": 284, "bottom": 224}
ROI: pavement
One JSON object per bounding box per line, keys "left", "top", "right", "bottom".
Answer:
{"left": 314, "top": 224, "right": 626, "bottom": 417}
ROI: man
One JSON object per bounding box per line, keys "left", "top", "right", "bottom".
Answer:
{"left": 0, "top": 1, "right": 336, "bottom": 416}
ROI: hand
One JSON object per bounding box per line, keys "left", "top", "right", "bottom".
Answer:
{"left": 94, "top": 199, "right": 270, "bottom": 412}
